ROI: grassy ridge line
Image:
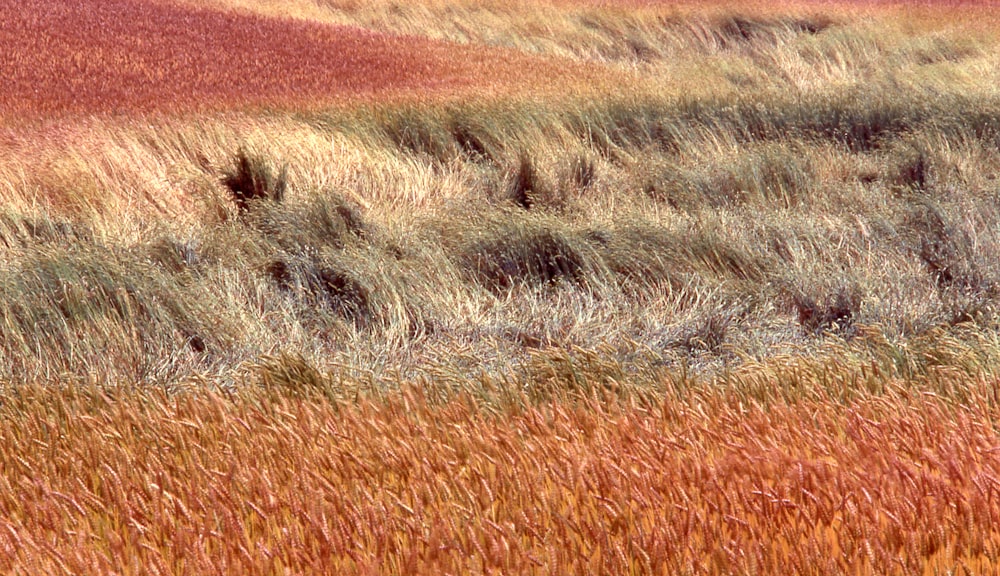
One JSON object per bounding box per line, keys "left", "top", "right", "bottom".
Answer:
{"left": 184, "top": 0, "right": 1000, "bottom": 64}
{"left": 1, "top": 356, "right": 1000, "bottom": 574}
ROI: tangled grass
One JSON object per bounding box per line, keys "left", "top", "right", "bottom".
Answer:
{"left": 3, "top": 0, "right": 1000, "bottom": 572}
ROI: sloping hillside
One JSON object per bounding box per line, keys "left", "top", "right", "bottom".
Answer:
{"left": 0, "top": 0, "right": 565, "bottom": 120}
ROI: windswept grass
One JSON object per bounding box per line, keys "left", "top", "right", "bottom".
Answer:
{"left": 3, "top": 343, "right": 1000, "bottom": 574}
{"left": 14, "top": 74, "right": 1000, "bottom": 383}
{"left": 5, "top": 0, "right": 1000, "bottom": 572}
{"left": 0, "top": 0, "right": 582, "bottom": 120}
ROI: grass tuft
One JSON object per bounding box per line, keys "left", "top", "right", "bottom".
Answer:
{"left": 911, "top": 202, "right": 985, "bottom": 291}
{"left": 793, "top": 286, "right": 861, "bottom": 335}
{"left": 461, "top": 216, "right": 599, "bottom": 291}
{"left": 222, "top": 148, "right": 288, "bottom": 213}
{"left": 506, "top": 153, "right": 549, "bottom": 210}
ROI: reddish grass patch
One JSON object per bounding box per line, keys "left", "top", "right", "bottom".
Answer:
{"left": 2, "top": 380, "right": 1000, "bottom": 574}
{"left": 0, "top": 0, "right": 546, "bottom": 121}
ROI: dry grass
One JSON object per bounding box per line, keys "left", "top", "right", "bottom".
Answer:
{"left": 5, "top": 1, "right": 1000, "bottom": 572}
{"left": 3, "top": 347, "right": 1000, "bottom": 574}
{"left": 0, "top": 0, "right": 581, "bottom": 121}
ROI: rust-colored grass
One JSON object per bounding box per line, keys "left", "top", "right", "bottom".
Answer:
{"left": 0, "top": 0, "right": 569, "bottom": 122}
{"left": 3, "top": 368, "right": 1000, "bottom": 574}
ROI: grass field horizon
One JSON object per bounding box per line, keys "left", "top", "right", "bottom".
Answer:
{"left": 7, "top": 0, "right": 1000, "bottom": 572}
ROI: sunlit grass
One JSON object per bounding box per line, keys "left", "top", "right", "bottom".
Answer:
{"left": 4, "top": 0, "right": 1000, "bottom": 572}
{"left": 3, "top": 344, "right": 1000, "bottom": 573}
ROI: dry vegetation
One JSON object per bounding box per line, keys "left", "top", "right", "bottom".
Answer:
{"left": 5, "top": 0, "right": 1000, "bottom": 572}
{"left": 0, "top": 0, "right": 571, "bottom": 119}
{"left": 5, "top": 347, "right": 1000, "bottom": 574}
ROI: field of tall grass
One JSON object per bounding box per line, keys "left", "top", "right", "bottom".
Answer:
{"left": 6, "top": 0, "right": 1000, "bottom": 572}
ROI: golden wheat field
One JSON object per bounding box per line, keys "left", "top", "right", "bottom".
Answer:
{"left": 7, "top": 0, "right": 1000, "bottom": 573}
